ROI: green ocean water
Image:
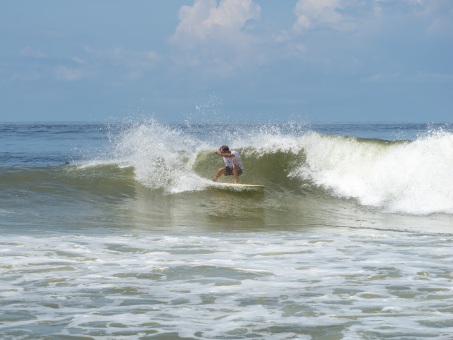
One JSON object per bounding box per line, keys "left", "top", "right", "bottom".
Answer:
{"left": 1, "top": 121, "right": 452, "bottom": 339}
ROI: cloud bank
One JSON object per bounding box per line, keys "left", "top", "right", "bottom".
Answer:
{"left": 1, "top": 0, "right": 451, "bottom": 121}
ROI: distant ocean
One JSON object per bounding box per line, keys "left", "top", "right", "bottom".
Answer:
{"left": 1, "top": 120, "right": 452, "bottom": 339}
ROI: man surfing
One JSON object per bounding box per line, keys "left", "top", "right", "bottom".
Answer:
{"left": 213, "top": 145, "right": 243, "bottom": 183}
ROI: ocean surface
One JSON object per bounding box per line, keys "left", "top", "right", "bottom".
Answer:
{"left": 1, "top": 120, "right": 452, "bottom": 339}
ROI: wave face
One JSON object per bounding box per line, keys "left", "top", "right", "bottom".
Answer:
{"left": 75, "top": 120, "right": 453, "bottom": 216}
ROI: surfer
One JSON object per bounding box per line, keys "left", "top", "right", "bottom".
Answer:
{"left": 213, "top": 145, "right": 243, "bottom": 183}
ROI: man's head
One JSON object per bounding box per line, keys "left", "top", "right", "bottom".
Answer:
{"left": 220, "top": 145, "right": 230, "bottom": 153}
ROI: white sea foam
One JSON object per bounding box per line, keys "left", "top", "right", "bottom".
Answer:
{"left": 293, "top": 130, "right": 453, "bottom": 215}
{"left": 1, "top": 230, "right": 452, "bottom": 338}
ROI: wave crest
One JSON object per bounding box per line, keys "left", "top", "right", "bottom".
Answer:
{"left": 88, "top": 120, "right": 453, "bottom": 215}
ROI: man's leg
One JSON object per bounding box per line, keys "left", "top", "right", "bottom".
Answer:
{"left": 233, "top": 165, "right": 238, "bottom": 183}
{"left": 213, "top": 167, "right": 225, "bottom": 182}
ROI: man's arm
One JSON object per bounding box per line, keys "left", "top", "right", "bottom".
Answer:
{"left": 214, "top": 151, "right": 235, "bottom": 158}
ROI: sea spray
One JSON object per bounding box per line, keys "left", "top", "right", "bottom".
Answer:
{"left": 108, "top": 120, "right": 308, "bottom": 192}
{"left": 112, "top": 119, "right": 210, "bottom": 193}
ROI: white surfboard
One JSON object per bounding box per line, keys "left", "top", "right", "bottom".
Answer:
{"left": 213, "top": 182, "right": 265, "bottom": 189}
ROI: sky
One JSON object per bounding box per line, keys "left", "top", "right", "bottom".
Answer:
{"left": 0, "top": 0, "right": 452, "bottom": 123}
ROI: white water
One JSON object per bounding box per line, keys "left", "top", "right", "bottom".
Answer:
{"left": 1, "top": 228, "right": 452, "bottom": 339}
{"left": 293, "top": 131, "right": 453, "bottom": 215}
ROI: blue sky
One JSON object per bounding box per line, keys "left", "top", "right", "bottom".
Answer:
{"left": 1, "top": 0, "right": 452, "bottom": 123}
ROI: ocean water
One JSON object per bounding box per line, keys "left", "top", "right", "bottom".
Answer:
{"left": 1, "top": 120, "right": 452, "bottom": 339}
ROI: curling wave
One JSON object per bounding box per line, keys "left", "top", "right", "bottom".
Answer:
{"left": 5, "top": 120, "right": 449, "bottom": 216}
{"left": 93, "top": 120, "right": 453, "bottom": 215}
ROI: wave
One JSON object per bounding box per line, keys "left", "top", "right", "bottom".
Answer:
{"left": 4, "top": 120, "right": 452, "bottom": 216}
{"left": 98, "top": 120, "right": 452, "bottom": 215}
{"left": 290, "top": 131, "right": 453, "bottom": 215}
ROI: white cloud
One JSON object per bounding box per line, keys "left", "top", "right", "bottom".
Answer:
{"left": 363, "top": 71, "right": 453, "bottom": 84}
{"left": 293, "top": 0, "right": 343, "bottom": 32}
{"left": 76, "top": 46, "right": 161, "bottom": 81}
{"left": 12, "top": 71, "right": 41, "bottom": 82}
{"left": 420, "top": 1, "right": 453, "bottom": 38}
{"left": 54, "top": 66, "right": 88, "bottom": 81}
{"left": 83, "top": 46, "right": 160, "bottom": 70}
{"left": 412, "top": 72, "right": 453, "bottom": 83}
{"left": 362, "top": 72, "right": 402, "bottom": 83}
{"left": 168, "top": 0, "right": 263, "bottom": 78}
{"left": 19, "top": 44, "right": 162, "bottom": 82}
{"left": 426, "top": 13, "right": 453, "bottom": 37}
{"left": 20, "top": 47, "right": 47, "bottom": 59}
{"left": 291, "top": 0, "right": 452, "bottom": 34}
{"left": 170, "top": 0, "right": 260, "bottom": 49}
